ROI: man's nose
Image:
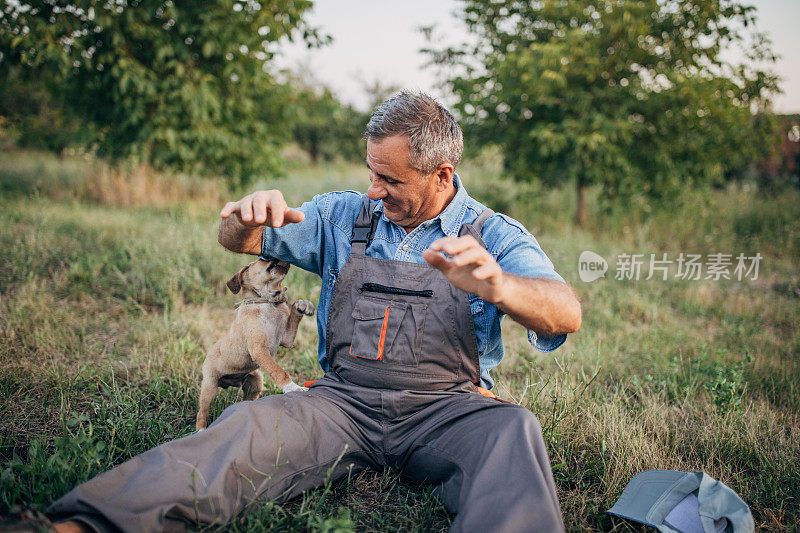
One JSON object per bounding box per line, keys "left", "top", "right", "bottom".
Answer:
{"left": 367, "top": 177, "right": 386, "bottom": 200}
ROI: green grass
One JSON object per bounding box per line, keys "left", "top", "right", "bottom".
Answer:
{"left": 1, "top": 149, "right": 799, "bottom": 531}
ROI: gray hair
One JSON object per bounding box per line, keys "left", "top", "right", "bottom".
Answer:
{"left": 364, "top": 90, "right": 463, "bottom": 174}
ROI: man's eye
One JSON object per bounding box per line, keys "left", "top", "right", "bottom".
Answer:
{"left": 385, "top": 178, "right": 398, "bottom": 185}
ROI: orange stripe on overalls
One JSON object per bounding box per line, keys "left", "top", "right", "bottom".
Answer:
{"left": 376, "top": 306, "right": 390, "bottom": 360}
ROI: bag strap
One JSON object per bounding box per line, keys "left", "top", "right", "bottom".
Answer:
{"left": 458, "top": 208, "right": 494, "bottom": 249}
{"left": 350, "top": 194, "right": 379, "bottom": 254}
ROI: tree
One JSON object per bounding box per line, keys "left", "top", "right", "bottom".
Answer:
{"left": 283, "top": 71, "right": 366, "bottom": 164}
{"left": 756, "top": 115, "right": 800, "bottom": 192}
{"left": 285, "top": 73, "right": 402, "bottom": 164}
{"left": 425, "top": 0, "right": 779, "bottom": 224}
{"left": 0, "top": 0, "right": 326, "bottom": 183}
{"left": 0, "top": 64, "right": 90, "bottom": 153}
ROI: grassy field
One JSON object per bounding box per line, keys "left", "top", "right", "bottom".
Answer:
{"left": 1, "top": 149, "right": 799, "bottom": 531}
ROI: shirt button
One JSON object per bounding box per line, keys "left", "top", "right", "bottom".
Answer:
{"left": 402, "top": 244, "right": 409, "bottom": 251}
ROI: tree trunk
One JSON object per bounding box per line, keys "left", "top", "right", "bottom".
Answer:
{"left": 309, "top": 131, "right": 319, "bottom": 164}
{"left": 575, "top": 178, "right": 587, "bottom": 226}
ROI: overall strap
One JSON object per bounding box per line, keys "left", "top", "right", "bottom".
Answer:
{"left": 458, "top": 208, "right": 495, "bottom": 249}
{"left": 350, "top": 194, "right": 379, "bottom": 255}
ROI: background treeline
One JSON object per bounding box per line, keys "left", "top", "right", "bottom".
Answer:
{"left": 0, "top": 0, "right": 798, "bottom": 216}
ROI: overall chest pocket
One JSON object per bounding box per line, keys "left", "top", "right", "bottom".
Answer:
{"left": 349, "top": 295, "right": 426, "bottom": 366}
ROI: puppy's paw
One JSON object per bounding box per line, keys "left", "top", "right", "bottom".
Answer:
{"left": 281, "top": 381, "right": 308, "bottom": 393}
{"left": 293, "top": 299, "right": 315, "bottom": 316}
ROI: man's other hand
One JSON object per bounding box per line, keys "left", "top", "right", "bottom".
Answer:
{"left": 220, "top": 190, "right": 305, "bottom": 228}
{"left": 423, "top": 235, "right": 506, "bottom": 304}
{"left": 424, "top": 235, "right": 581, "bottom": 336}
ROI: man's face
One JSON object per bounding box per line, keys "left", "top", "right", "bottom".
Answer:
{"left": 365, "top": 135, "right": 442, "bottom": 229}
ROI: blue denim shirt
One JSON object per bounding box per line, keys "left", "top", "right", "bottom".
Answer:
{"left": 261, "top": 175, "right": 567, "bottom": 389}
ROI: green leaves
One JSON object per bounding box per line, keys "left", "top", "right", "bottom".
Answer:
{"left": 427, "top": 0, "right": 780, "bottom": 222}
{"left": 283, "top": 73, "right": 368, "bottom": 165}
{"left": 1, "top": 0, "right": 321, "bottom": 184}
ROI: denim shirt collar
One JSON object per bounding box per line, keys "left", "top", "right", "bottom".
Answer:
{"left": 373, "top": 173, "right": 469, "bottom": 237}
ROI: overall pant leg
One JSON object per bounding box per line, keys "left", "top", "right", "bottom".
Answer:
{"left": 47, "top": 388, "right": 381, "bottom": 533}
{"left": 397, "top": 394, "right": 565, "bottom": 533}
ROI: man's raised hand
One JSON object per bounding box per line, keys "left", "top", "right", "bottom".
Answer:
{"left": 217, "top": 190, "right": 305, "bottom": 254}
{"left": 220, "top": 190, "right": 305, "bottom": 228}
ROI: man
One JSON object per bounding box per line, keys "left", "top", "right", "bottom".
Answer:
{"left": 44, "top": 91, "right": 581, "bottom": 532}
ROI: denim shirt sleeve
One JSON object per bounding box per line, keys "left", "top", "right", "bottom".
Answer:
{"left": 260, "top": 194, "right": 327, "bottom": 277}
{"left": 491, "top": 215, "right": 568, "bottom": 353}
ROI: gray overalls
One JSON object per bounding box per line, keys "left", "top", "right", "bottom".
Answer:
{"left": 48, "top": 197, "right": 565, "bottom": 533}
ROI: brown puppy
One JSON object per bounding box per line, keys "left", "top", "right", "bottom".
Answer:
{"left": 196, "top": 258, "right": 315, "bottom": 430}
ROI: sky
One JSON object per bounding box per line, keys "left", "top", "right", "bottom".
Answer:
{"left": 273, "top": 0, "right": 799, "bottom": 114}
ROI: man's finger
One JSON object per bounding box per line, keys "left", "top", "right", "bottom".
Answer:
{"left": 428, "top": 236, "right": 457, "bottom": 251}
{"left": 423, "top": 249, "right": 451, "bottom": 271}
{"left": 268, "top": 195, "right": 288, "bottom": 227}
{"left": 429, "top": 235, "right": 480, "bottom": 256}
{"left": 220, "top": 201, "right": 237, "bottom": 218}
{"left": 282, "top": 208, "right": 306, "bottom": 225}
{"left": 252, "top": 194, "right": 269, "bottom": 224}
{"left": 239, "top": 197, "right": 254, "bottom": 222}
{"left": 450, "top": 247, "right": 489, "bottom": 268}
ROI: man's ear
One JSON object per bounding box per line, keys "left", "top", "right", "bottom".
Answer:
{"left": 434, "top": 163, "right": 454, "bottom": 191}
{"left": 226, "top": 264, "right": 250, "bottom": 294}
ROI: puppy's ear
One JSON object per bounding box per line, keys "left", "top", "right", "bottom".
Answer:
{"left": 226, "top": 273, "right": 241, "bottom": 294}
{"left": 226, "top": 264, "right": 250, "bottom": 294}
